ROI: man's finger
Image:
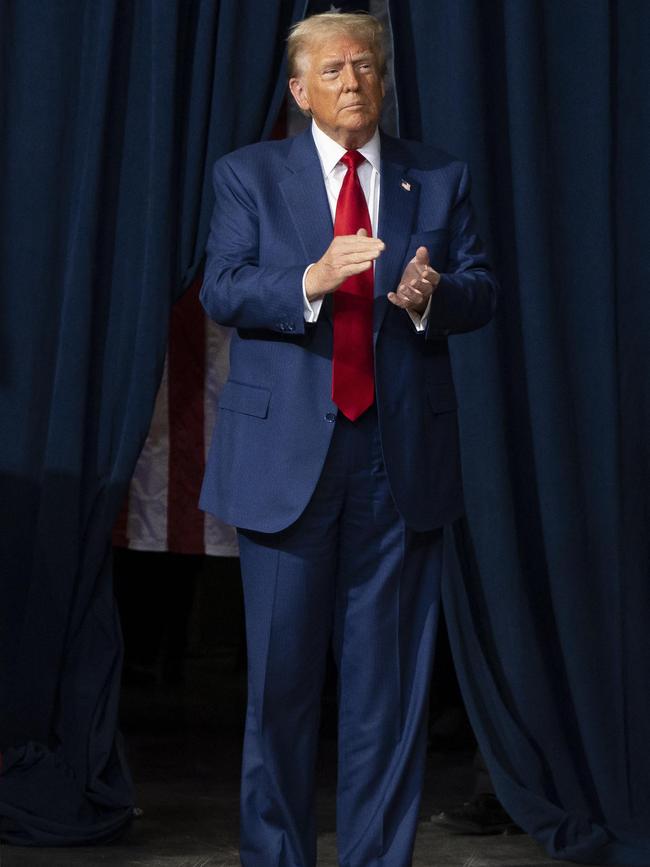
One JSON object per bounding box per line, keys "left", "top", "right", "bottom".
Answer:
{"left": 422, "top": 265, "right": 440, "bottom": 282}
{"left": 400, "top": 284, "right": 424, "bottom": 302}
{"left": 396, "top": 282, "right": 423, "bottom": 300}
{"left": 387, "top": 291, "right": 408, "bottom": 308}
{"left": 338, "top": 249, "right": 383, "bottom": 265}
{"left": 409, "top": 278, "right": 431, "bottom": 293}
{"left": 415, "top": 245, "right": 429, "bottom": 265}
{"left": 342, "top": 260, "right": 374, "bottom": 277}
{"left": 337, "top": 234, "right": 384, "bottom": 248}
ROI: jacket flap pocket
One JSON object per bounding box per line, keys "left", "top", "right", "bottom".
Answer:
{"left": 219, "top": 381, "right": 271, "bottom": 418}
{"left": 427, "top": 381, "right": 457, "bottom": 413}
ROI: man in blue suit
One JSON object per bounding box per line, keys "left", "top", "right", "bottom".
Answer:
{"left": 199, "top": 11, "right": 497, "bottom": 866}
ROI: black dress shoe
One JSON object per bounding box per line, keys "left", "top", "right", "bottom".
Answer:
{"left": 430, "top": 793, "right": 523, "bottom": 835}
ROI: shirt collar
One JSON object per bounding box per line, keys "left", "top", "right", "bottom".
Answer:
{"left": 310, "top": 120, "right": 381, "bottom": 177}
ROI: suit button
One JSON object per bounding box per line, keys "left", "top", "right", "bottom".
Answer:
{"left": 325, "top": 412, "right": 336, "bottom": 423}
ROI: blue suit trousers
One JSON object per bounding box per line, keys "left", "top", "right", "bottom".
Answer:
{"left": 237, "top": 407, "right": 443, "bottom": 867}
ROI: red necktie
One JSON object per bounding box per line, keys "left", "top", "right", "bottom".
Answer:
{"left": 332, "top": 150, "right": 374, "bottom": 421}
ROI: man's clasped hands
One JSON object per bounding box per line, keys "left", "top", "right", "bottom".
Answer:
{"left": 304, "top": 227, "right": 440, "bottom": 315}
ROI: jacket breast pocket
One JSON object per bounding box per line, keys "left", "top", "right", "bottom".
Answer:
{"left": 218, "top": 380, "right": 271, "bottom": 419}
{"left": 407, "top": 229, "right": 449, "bottom": 272}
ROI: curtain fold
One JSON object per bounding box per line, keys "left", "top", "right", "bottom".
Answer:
{"left": 0, "top": 0, "right": 304, "bottom": 845}
{"left": 389, "top": 1, "right": 650, "bottom": 863}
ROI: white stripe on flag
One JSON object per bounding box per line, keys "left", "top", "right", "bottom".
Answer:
{"left": 203, "top": 319, "right": 239, "bottom": 556}
{"left": 126, "top": 354, "right": 170, "bottom": 551}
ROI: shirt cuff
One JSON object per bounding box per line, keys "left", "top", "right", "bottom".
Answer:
{"left": 302, "top": 264, "right": 324, "bottom": 323}
{"left": 406, "top": 296, "right": 432, "bottom": 332}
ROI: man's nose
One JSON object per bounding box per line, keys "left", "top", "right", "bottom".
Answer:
{"left": 341, "top": 64, "right": 360, "bottom": 90}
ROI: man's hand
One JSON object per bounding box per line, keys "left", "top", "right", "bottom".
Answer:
{"left": 305, "top": 228, "right": 385, "bottom": 301}
{"left": 388, "top": 246, "right": 440, "bottom": 315}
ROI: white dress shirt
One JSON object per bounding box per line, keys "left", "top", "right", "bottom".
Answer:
{"left": 303, "top": 120, "right": 429, "bottom": 331}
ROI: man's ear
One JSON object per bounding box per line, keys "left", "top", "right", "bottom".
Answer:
{"left": 289, "top": 77, "right": 310, "bottom": 113}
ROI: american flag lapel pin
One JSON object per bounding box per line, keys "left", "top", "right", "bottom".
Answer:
{"left": 401, "top": 180, "right": 411, "bottom": 192}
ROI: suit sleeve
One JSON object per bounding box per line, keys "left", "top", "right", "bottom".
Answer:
{"left": 200, "top": 157, "right": 307, "bottom": 335}
{"left": 425, "top": 163, "right": 498, "bottom": 339}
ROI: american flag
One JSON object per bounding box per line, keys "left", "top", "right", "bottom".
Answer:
{"left": 113, "top": 276, "right": 238, "bottom": 556}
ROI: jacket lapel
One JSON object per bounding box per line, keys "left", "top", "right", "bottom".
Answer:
{"left": 278, "top": 129, "right": 420, "bottom": 334}
{"left": 374, "top": 135, "right": 419, "bottom": 337}
{"left": 279, "top": 130, "right": 334, "bottom": 322}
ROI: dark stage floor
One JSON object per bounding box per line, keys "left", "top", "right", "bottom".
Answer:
{"left": 0, "top": 655, "right": 577, "bottom": 867}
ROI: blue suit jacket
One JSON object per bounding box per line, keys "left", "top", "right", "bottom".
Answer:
{"left": 199, "top": 128, "right": 497, "bottom": 533}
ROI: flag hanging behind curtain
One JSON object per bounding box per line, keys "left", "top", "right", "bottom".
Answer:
{"left": 113, "top": 279, "right": 238, "bottom": 557}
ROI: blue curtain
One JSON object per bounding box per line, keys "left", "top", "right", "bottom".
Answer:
{"left": 389, "top": 1, "right": 650, "bottom": 864}
{"left": 0, "top": 0, "right": 303, "bottom": 845}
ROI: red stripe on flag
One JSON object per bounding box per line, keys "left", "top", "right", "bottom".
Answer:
{"left": 112, "top": 493, "right": 129, "bottom": 548}
{"left": 167, "top": 274, "right": 206, "bottom": 553}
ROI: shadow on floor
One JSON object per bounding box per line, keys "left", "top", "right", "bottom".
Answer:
{"left": 0, "top": 655, "right": 573, "bottom": 866}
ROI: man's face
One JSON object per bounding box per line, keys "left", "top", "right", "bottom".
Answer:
{"left": 289, "top": 35, "right": 385, "bottom": 148}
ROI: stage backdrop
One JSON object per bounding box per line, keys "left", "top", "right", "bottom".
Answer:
{"left": 0, "top": 0, "right": 304, "bottom": 845}
{"left": 389, "top": 1, "right": 650, "bottom": 864}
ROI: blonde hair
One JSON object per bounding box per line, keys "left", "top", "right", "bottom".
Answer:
{"left": 287, "top": 12, "right": 387, "bottom": 79}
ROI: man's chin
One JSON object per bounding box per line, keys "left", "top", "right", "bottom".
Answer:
{"left": 339, "top": 112, "right": 377, "bottom": 132}
{"left": 340, "top": 107, "right": 372, "bottom": 120}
